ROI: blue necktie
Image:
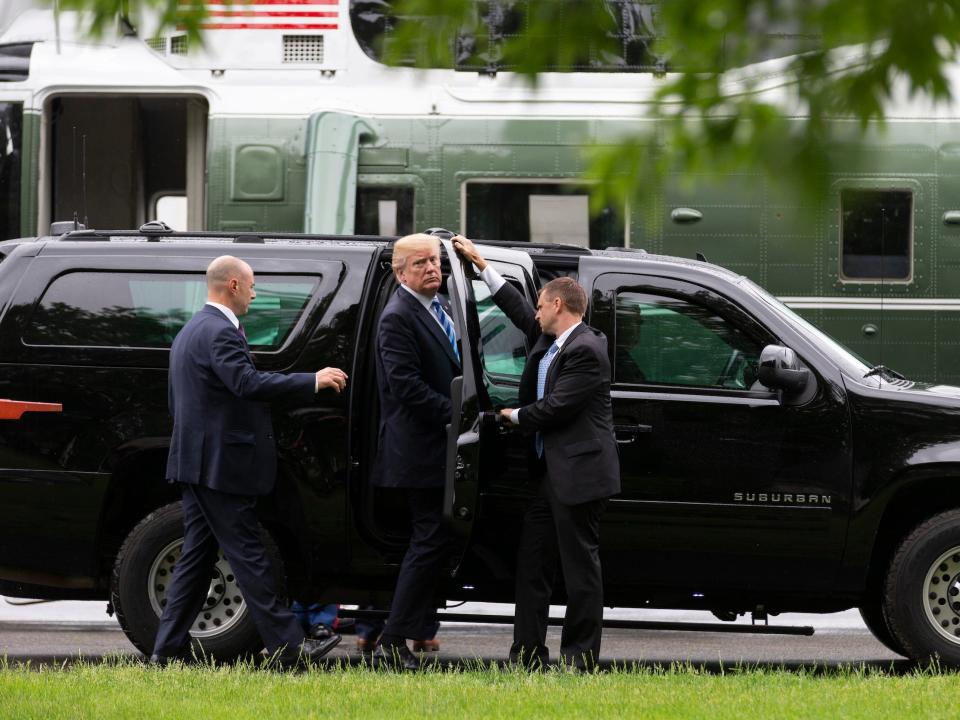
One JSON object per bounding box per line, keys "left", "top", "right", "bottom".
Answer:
{"left": 431, "top": 297, "right": 460, "bottom": 362}
{"left": 535, "top": 342, "right": 559, "bottom": 457}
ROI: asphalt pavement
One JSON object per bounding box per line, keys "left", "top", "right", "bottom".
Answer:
{"left": 0, "top": 600, "right": 909, "bottom": 671}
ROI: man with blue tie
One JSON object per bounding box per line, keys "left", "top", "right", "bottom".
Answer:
{"left": 373, "top": 234, "right": 460, "bottom": 670}
{"left": 152, "top": 255, "right": 347, "bottom": 667}
{"left": 454, "top": 236, "right": 620, "bottom": 671}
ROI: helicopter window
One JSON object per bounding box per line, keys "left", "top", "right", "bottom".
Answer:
{"left": 840, "top": 189, "right": 912, "bottom": 281}
{"left": 355, "top": 186, "right": 414, "bottom": 236}
{"left": 464, "top": 180, "right": 625, "bottom": 248}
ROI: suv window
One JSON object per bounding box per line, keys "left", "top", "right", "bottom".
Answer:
{"left": 25, "top": 272, "right": 319, "bottom": 350}
{"left": 615, "top": 291, "right": 763, "bottom": 389}
{"left": 471, "top": 266, "right": 531, "bottom": 406}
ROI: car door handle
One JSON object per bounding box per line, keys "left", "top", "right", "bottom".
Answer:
{"left": 480, "top": 411, "right": 511, "bottom": 435}
{"left": 614, "top": 423, "right": 652, "bottom": 444}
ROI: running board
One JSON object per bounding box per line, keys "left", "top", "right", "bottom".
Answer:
{"left": 337, "top": 609, "right": 815, "bottom": 636}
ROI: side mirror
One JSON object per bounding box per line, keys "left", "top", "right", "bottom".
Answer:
{"left": 758, "top": 345, "right": 810, "bottom": 393}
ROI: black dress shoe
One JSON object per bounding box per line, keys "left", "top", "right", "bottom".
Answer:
{"left": 302, "top": 634, "right": 341, "bottom": 663}
{"left": 374, "top": 642, "right": 420, "bottom": 671}
{"left": 273, "top": 634, "right": 342, "bottom": 668}
{"left": 508, "top": 649, "right": 549, "bottom": 670}
{"left": 307, "top": 623, "right": 335, "bottom": 640}
{"left": 148, "top": 652, "right": 189, "bottom": 668}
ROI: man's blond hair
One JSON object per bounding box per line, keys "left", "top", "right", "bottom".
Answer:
{"left": 392, "top": 234, "right": 440, "bottom": 276}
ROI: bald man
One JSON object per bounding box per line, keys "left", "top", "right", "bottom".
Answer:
{"left": 151, "top": 255, "right": 348, "bottom": 667}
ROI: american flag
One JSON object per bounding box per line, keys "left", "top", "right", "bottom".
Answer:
{"left": 185, "top": 0, "right": 339, "bottom": 31}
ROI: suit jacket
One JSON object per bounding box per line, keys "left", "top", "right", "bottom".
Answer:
{"left": 374, "top": 287, "right": 461, "bottom": 488}
{"left": 493, "top": 282, "right": 621, "bottom": 505}
{"left": 165, "top": 305, "right": 316, "bottom": 495}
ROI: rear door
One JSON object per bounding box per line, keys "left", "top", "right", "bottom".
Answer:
{"left": 440, "top": 239, "right": 539, "bottom": 574}
{"left": 0, "top": 247, "right": 345, "bottom": 584}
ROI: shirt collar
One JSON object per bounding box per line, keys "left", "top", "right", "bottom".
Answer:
{"left": 553, "top": 321, "right": 582, "bottom": 350}
{"left": 400, "top": 283, "right": 438, "bottom": 311}
{"left": 206, "top": 301, "right": 240, "bottom": 329}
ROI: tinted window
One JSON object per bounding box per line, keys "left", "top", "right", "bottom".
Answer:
{"left": 0, "top": 43, "right": 32, "bottom": 82}
{"left": 841, "top": 189, "right": 912, "bottom": 280}
{"left": 25, "top": 272, "right": 319, "bottom": 350}
{"left": 0, "top": 102, "right": 22, "bottom": 241}
{"left": 472, "top": 273, "right": 529, "bottom": 406}
{"left": 355, "top": 186, "right": 414, "bottom": 236}
{"left": 349, "top": 1, "right": 817, "bottom": 73}
{"left": 465, "top": 182, "right": 624, "bottom": 249}
{"left": 350, "top": 0, "right": 662, "bottom": 73}
{"left": 615, "top": 291, "right": 762, "bottom": 389}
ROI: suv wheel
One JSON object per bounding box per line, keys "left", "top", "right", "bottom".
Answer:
{"left": 858, "top": 600, "right": 905, "bottom": 657}
{"left": 883, "top": 509, "right": 960, "bottom": 666}
{"left": 110, "top": 502, "right": 283, "bottom": 662}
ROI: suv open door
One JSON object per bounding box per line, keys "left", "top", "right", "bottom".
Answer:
{"left": 439, "top": 238, "right": 539, "bottom": 574}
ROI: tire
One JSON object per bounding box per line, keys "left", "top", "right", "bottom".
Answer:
{"left": 883, "top": 509, "right": 960, "bottom": 666}
{"left": 110, "top": 501, "right": 287, "bottom": 662}
{"left": 859, "top": 600, "right": 906, "bottom": 657}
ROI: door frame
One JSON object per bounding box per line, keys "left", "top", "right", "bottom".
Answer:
{"left": 36, "top": 91, "right": 209, "bottom": 233}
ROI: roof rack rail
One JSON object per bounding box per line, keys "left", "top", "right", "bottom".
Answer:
{"left": 50, "top": 220, "right": 86, "bottom": 235}
{"left": 56, "top": 229, "right": 110, "bottom": 241}
{"left": 139, "top": 220, "right": 174, "bottom": 238}
{"left": 606, "top": 246, "right": 648, "bottom": 254}
{"left": 423, "top": 227, "right": 455, "bottom": 240}
{"left": 473, "top": 239, "right": 593, "bottom": 255}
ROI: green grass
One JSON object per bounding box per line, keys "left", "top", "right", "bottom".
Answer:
{"left": 0, "top": 659, "right": 957, "bottom": 720}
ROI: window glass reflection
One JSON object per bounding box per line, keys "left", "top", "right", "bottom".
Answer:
{"left": 471, "top": 277, "right": 528, "bottom": 406}
{"left": 26, "top": 272, "right": 318, "bottom": 350}
{"left": 615, "top": 291, "right": 762, "bottom": 389}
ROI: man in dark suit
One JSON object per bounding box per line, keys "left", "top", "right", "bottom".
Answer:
{"left": 373, "top": 233, "right": 460, "bottom": 670}
{"left": 152, "top": 255, "right": 348, "bottom": 667}
{"left": 454, "top": 237, "right": 620, "bottom": 670}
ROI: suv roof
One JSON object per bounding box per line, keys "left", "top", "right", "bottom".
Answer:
{"left": 0, "top": 227, "right": 746, "bottom": 290}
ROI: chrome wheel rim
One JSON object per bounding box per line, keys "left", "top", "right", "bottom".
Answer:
{"left": 922, "top": 546, "right": 960, "bottom": 645}
{"left": 147, "top": 539, "right": 247, "bottom": 638}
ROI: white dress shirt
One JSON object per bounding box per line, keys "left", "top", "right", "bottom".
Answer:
{"left": 476, "top": 267, "right": 581, "bottom": 425}
{"left": 400, "top": 283, "right": 457, "bottom": 336}
{"left": 206, "top": 301, "right": 239, "bottom": 328}
{"left": 509, "top": 320, "right": 581, "bottom": 425}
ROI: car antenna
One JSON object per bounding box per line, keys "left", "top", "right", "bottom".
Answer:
{"left": 69, "top": 126, "right": 89, "bottom": 231}
{"left": 81, "top": 132, "right": 88, "bottom": 228}
{"left": 877, "top": 207, "right": 886, "bottom": 387}
{"left": 696, "top": 252, "right": 707, "bottom": 262}
{"left": 71, "top": 125, "right": 79, "bottom": 230}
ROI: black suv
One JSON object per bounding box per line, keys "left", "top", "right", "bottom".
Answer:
{"left": 2, "top": 227, "right": 960, "bottom": 665}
